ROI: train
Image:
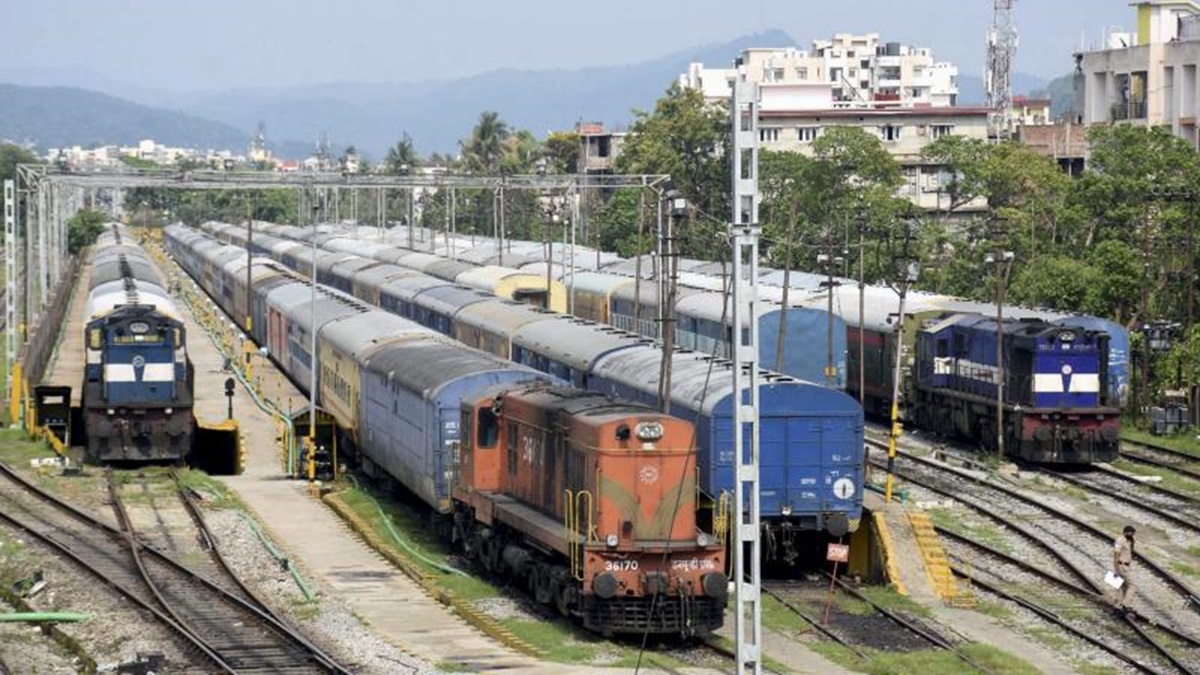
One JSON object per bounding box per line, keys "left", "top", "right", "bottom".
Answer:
{"left": 83, "top": 224, "right": 194, "bottom": 462}
{"left": 330, "top": 225, "right": 1123, "bottom": 464}
{"left": 194, "top": 220, "right": 865, "bottom": 557}
{"left": 162, "top": 225, "right": 727, "bottom": 636}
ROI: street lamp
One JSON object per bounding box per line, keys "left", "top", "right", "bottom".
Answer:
{"left": 658, "top": 189, "right": 688, "bottom": 413}
{"left": 984, "top": 250, "right": 1015, "bottom": 457}
{"left": 883, "top": 217, "right": 921, "bottom": 504}
{"left": 817, "top": 252, "right": 845, "bottom": 388}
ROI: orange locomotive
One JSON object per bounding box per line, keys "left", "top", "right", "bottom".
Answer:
{"left": 453, "top": 384, "right": 727, "bottom": 636}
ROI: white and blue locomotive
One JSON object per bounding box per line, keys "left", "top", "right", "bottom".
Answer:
{"left": 83, "top": 225, "right": 193, "bottom": 462}
{"left": 912, "top": 313, "right": 1119, "bottom": 463}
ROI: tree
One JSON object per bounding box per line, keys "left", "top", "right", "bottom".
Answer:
{"left": 0, "top": 144, "right": 36, "bottom": 213}
{"left": 617, "top": 84, "right": 730, "bottom": 242}
{"left": 67, "top": 209, "right": 107, "bottom": 253}
{"left": 461, "top": 111, "right": 511, "bottom": 173}
{"left": 543, "top": 131, "right": 579, "bottom": 174}
{"left": 920, "top": 135, "right": 989, "bottom": 220}
{"left": 383, "top": 133, "right": 420, "bottom": 174}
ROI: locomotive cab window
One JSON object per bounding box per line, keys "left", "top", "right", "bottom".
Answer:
{"left": 477, "top": 407, "right": 499, "bottom": 448}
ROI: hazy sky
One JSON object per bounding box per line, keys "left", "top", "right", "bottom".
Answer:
{"left": 2, "top": 0, "right": 1133, "bottom": 90}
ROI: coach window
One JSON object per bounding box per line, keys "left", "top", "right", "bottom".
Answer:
{"left": 478, "top": 407, "right": 499, "bottom": 448}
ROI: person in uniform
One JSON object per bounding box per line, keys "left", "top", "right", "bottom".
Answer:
{"left": 1112, "top": 525, "right": 1135, "bottom": 610}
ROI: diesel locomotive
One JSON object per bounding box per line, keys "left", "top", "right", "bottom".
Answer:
{"left": 83, "top": 224, "right": 193, "bottom": 462}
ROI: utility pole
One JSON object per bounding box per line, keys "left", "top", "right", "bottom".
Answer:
{"left": 817, "top": 249, "right": 844, "bottom": 389}
{"left": 658, "top": 190, "right": 686, "bottom": 413}
{"left": 986, "top": 250, "right": 1015, "bottom": 456}
{"left": 884, "top": 218, "right": 920, "bottom": 503}
{"left": 730, "top": 61, "right": 763, "bottom": 675}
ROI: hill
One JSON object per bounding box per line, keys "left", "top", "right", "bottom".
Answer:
{"left": 169, "top": 30, "right": 799, "bottom": 156}
{"left": 0, "top": 84, "right": 248, "bottom": 150}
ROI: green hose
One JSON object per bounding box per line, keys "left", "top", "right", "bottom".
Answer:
{"left": 347, "top": 476, "right": 467, "bottom": 577}
{"left": 0, "top": 612, "right": 89, "bottom": 623}
{"left": 238, "top": 511, "right": 315, "bottom": 602}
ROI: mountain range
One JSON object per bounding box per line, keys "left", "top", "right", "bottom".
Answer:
{"left": 0, "top": 29, "right": 1056, "bottom": 158}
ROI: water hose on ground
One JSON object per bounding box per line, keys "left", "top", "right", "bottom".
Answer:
{"left": 237, "top": 511, "right": 315, "bottom": 602}
{"left": 347, "top": 476, "right": 467, "bottom": 577}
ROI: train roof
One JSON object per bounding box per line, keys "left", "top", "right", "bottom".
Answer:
{"left": 352, "top": 263, "right": 423, "bottom": 289}
{"left": 86, "top": 281, "right": 179, "bottom": 320}
{"left": 416, "top": 284, "right": 495, "bottom": 315}
{"left": 319, "top": 311, "right": 440, "bottom": 357}
{"left": 558, "top": 271, "right": 631, "bottom": 296}
{"left": 361, "top": 338, "right": 543, "bottom": 397}
{"left": 512, "top": 317, "right": 651, "bottom": 371}
{"left": 380, "top": 275, "right": 454, "bottom": 300}
{"left": 454, "top": 299, "right": 557, "bottom": 335}
{"left": 591, "top": 348, "right": 858, "bottom": 417}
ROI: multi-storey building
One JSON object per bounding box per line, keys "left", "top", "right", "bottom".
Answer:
{"left": 1079, "top": 0, "right": 1200, "bottom": 147}
{"left": 680, "top": 33, "right": 958, "bottom": 109}
{"left": 679, "top": 37, "right": 982, "bottom": 215}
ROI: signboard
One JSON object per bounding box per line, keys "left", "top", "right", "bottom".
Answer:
{"left": 826, "top": 543, "right": 850, "bottom": 563}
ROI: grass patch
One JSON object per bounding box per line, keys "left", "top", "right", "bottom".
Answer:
{"left": 1170, "top": 561, "right": 1200, "bottom": 578}
{"left": 1188, "top": 545, "right": 1200, "bottom": 558}
{"left": 1059, "top": 484, "right": 1091, "bottom": 502}
{"left": 927, "top": 507, "right": 1012, "bottom": 554}
{"left": 1024, "top": 625, "right": 1072, "bottom": 651}
{"left": 1112, "top": 459, "right": 1200, "bottom": 498}
{"left": 855, "top": 586, "right": 932, "bottom": 618}
{"left": 1122, "top": 428, "right": 1200, "bottom": 459}
{"left": 1076, "top": 663, "right": 1122, "bottom": 675}
{"left": 289, "top": 597, "right": 321, "bottom": 621}
{"left": 973, "top": 600, "right": 1012, "bottom": 620}
{"left": 762, "top": 592, "right": 814, "bottom": 636}
{"left": 811, "top": 639, "right": 1039, "bottom": 675}
{"left": 0, "top": 429, "right": 57, "bottom": 465}
{"left": 175, "top": 467, "right": 242, "bottom": 509}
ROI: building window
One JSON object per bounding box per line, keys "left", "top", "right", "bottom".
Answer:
{"left": 848, "top": 68, "right": 858, "bottom": 78}
{"left": 881, "top": 125, "right": 902, "bottom": 142}
{"left": 797, "top": 67, "right": 809, "bottom": 80}
{"left": 769, "top": 67, "right": 785, "bottom": 82}
{"left": 861, "top": 59, "right": 871, "bottom": 69}
{"left": 830, "top": 67, "right": 843, "bottom": 83}
{"left": 760, "top": 127, "right": 781, "bottom": 143}
{"left": 797, "top": 127, "right": 820, "bottom": 143}
{"left": 931, "top": 124, "right": 954, "bottom": 139}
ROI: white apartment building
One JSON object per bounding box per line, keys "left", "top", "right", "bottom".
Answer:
{"left": 680, "top": 33, "right": 958, "bottom": 110}
{"left": 1080, "top": 0, "right": 1200, "bottom": 147}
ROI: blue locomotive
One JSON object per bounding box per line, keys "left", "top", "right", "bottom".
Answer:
{"left": 912, "top": 313, "right": 1119, "bottom": 462}
{"left": 83, "top": 225, "right": 193, "bottom": 462}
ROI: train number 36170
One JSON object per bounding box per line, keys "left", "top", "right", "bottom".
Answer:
{"left": 604, "top": 559, "right": 640, "bottom": 572}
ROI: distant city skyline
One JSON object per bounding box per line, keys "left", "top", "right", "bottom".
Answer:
{"left": 1, "top": 0, "right": 1132, "bottom": 92}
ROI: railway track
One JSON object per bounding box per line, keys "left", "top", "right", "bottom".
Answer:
{"left": 941, "top": 526, "right": 1200, "bottom": 674}
{"left": 866, "top": 441, "right": 1200, "bottom": 672}
{"left": 1043, "top": 465, "right": 1200, "bottom": 537}
{"left": 1122, "top": 440, "right": 1200, "bottom": 482}
{"left": 0, "top": 462, "right": 348, "bottom": 674}
{"left": 763, "top": 578, "right": 998, "bottom": 673}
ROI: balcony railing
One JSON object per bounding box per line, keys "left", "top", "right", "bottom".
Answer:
{"left": 1111, "top": 100, "right": 1148, "bottom": 121}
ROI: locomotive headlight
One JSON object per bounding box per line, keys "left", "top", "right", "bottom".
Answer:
{"left": 696, "top": 533, "right": 713, "bottom": 547}
{"left": 635, "top": 422, "right": 664, "bottom": 441}
{"left": 164, "top": 408, "right": 173, "bottom": 415}
{"left": 106, "top": 408, "right": 115, "bottom": 415}
{"left": 605, "top": 533, "right": 619, "bottom": 548}
{"left": 781, "top": 505, "right": 793, "bottom": 516}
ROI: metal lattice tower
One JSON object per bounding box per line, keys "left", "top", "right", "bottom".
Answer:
{"left": 986, "top": 0, "right": 1018, "bottom": 139}
{"left": 730, "top": 63, "right": 762, "bottom": 675}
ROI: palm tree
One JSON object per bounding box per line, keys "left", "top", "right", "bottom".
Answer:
{"left": 384, "top": 133, "right": 419, "bottom": 174}
{"left": 462, "top": 111, "right": 510, "bottom": 173}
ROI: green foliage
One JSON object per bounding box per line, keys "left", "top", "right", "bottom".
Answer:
{"left": 461, "top": 111, "right": 510, "bottom": 173}
{"left": 118, "top": 155, "right": 157, "bottom": 170}
{"left": 122, "top": 188, "right": 298, "bottom": 227}
{"left": 0, "top": 144, "right": 37, "bottom": 210}
{"left": 67, "top": 209, "right": 107, "bottom": 253}
{"left": 542, "top": 131, "right": 579, "bottom": 173}
{"left": 382, "top": 133, "right": 420, "bottom": 174}
{"left": 617, "top": 83, "right": 729, "bottom": 252}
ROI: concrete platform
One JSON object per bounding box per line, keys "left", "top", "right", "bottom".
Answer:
{"left": 43, "top": 262, "right": 91, "bottom": 407}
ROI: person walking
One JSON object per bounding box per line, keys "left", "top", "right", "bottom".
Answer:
{"left": 1112, "top": 525, "right": 1136, "bottom": 611}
